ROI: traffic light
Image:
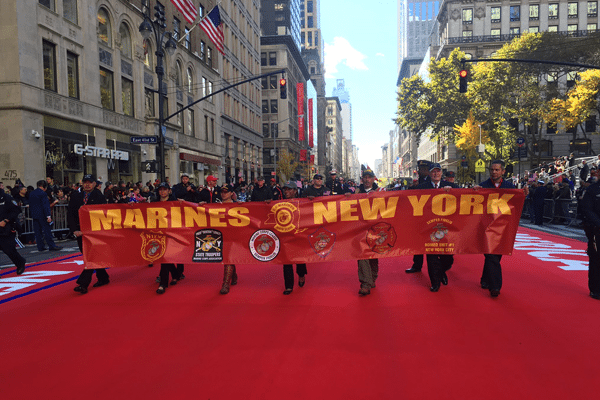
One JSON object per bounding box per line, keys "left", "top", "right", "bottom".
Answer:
{"left": 279, "top": 77, "right": 287, "bottom": 99}
{"left": 459, "top": 69, "right": 468, "bottom": 93}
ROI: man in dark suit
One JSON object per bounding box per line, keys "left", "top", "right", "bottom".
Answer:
{"left": 0, "top": 188, "right": 27, "bottom": 275}
{"left": 406, "top": 160, "right": 431, "bottom": 273}
{"left": 581, "top": 178, "right": 600, "bottom": 300}
{"left": 415, "top": 163, "right": 458, "bottom": 292}
{"left": 29, "top": 180, "right": 61, "bottom": 252}
{"left": 475, "top": 160, "right": 527, "bottom": 297}
{"left": 68, "top": 174, "right": 108, "bottom": 294}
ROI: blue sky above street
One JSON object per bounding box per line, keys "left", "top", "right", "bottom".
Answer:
{"left": 320, "top": 1, "right": 399, "bottom": 169}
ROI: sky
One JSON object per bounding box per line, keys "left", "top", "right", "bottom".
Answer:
{"left": 320, "top": 1, "right": 399, "bottom": 170}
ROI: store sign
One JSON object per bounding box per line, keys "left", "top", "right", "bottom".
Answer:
{"left": 73, "top": 144, "right": 129, "bottom": 160}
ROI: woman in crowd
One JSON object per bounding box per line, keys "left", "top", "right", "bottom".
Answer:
{"left": 219, "top": 184, "right": 238, "bottom": 294}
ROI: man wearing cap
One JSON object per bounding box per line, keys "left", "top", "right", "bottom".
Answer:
{"left": 250, "top": 176, "right": 273, "bottom": 202}
{"left": 406, "top": 160, "right": 432, "bottom": 273}
{"left": 281, "top": 181, "right": 307, "bottom": 294}
{"left": 356, "top": 169, "right": 384, "bottom": 296}
{"left": 29, "top": 180, "right": 61, "bottom": 252}
{"left": 198, "top": 175, "right": 221, "bottom": 204}
{"left": 326, "top": 169, "right": 344, "bottom": 195}
{"left": 172, "top": 173, "right": 197, "bottom": 202}
{"left": 445, "top": 170, "right": 456, "bottom": 184}
{"left": 69, "top": 174, "right": 108, "bottom": 294}
{"left": 302, "top": 174, "right": 329, "bottom": 198}
{"left": 415, "top": 163, "right": 458, "bottom": 292}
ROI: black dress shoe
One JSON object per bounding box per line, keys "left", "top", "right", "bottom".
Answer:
{"left": 283, "top": 288, "right": 293, "bottom": 295}
{"left": 405, "top": 267, "right": 422, "bottom": 273}
{"left": 16, "top": 265, "right": 25, "bottom": 275}
{"left": 480, "top": 281, "right": 489, "bottom": 289}
{"left": 156, "top": 287, "right": 165, "bottom": 294}
{"left": 92, "top": 280, "right": 109, "bottom": 288}
{"left": 298, "top": 276, "right": 305, "bottom": 287}
{"left": 74, "top": 286, "right": 88, "bottom": 294}
{"left": 490, "top": 289, "right": 501, "bottom": 297}
{"left": 441, "top": 272, "right": 448, "bottom": 286}
{"left": 590, "top": 292, "right": 600, "bottom": 300}
{"left": 430, "top": 284, "right": 440, "bottom": 292}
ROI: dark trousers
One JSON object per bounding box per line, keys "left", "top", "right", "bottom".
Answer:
{"left": 32, "top": 218, "right": 57, "bottom": 251}
{"left": 283, "top": 264, "right": 307, "bottom": 289}
{"left": 75, "top": 236, "right": 109, "bottom": 288}
{"left": 412, "top": 254, "right": 423, "bottom": 269}
{"left": 426, "top": 254, "right": 453, "bottom": 286}
{"left": 357, "top": 259, "right": 379, "bottom": 288}
{"left": 481, "top": 254, "right": 502, "bottom": 291}
{"left": 0, "top": 234, "right": 26, "bottom": 270}
{"left": 584, "top": 228, "right": 600, "bottom": 293}
{"left": 159, "top": 263, "right": 182, "bottom": 287}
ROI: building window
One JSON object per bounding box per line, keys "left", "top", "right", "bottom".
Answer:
{"left": 568, "top": 24, "right": 578, "bottom": 35}
{"left": 261, "top": 52, "right": 267, "bottom": 66}
{"left": 263, "top": 123, "right": 270, "bottom": 138}
{"left": 187, "top": 68, "right": 193, "bottom": 92}
{"left": 269, "top": 52, "right": 277, "bottom": 66}
{"left": 586, "top": 116, "right": 597, "bottom": 132}
{"left": 175, "top": 60, "right": 183, "bottom": 88}
{"left": 589, "top": 1, "right": 598, "bottom": 16}
{"left": 261, "top": 76, "right": 268, "bottom": 89}
{"left": 145, "top": 88, "right": 154, "bottom": 117}
{"left": 184, "top": 28, "right": 191, "bottom": 49}
{"left": 274, "top": 3, "right": 285, "bottom": 11}
{"left": 568, "top": 2, "right": 578, "bottom": 17}
{"left": 200, "top": 41, "right": 206, "bottom": 61}
{"left": 202, "top": 76, "right": 207, "bottom": 97}
{"left": 121, "top": 78, "right": 133, "bottom": 116}
{"left": 490, "top": 7, "right": 501, "bottom": 23}
{"left": 308, "top": 16, "right": 314, "bottom": 27}
{"left": 529, "top": 4, "right": 539, "bottom": 20}
{"left": 143, "top": 40, "right": 152, "bottom": 69}
{"left": 271, "top": 123, "right": 279, "bottom": 138}
{"left": 207, "top": 47, "right": 212, "bottom": 68}
{"left": 43, "top": 40, "right": 56, "bottom": 92}
{"left": 176, "top": 103, "right": 183, "bottom": 126}
{"left": 510, "top": 27, "right": 520, "bottom": 35}
{"left": 462, "top": 30, "right": 473, "bottom": 38}
{"left": 491, "top": 28, "right": 501, "bottom": 37}
{"left": 63, "top": 0, "right": 78, "bottom": 24}
{"left": 510, "top": 6, "right": 520, "bottom": 21}
{"left": 97, "top": 7, "right": 111, "bottom": 46}
{"left": 567, "top": 71, "right": 578, "bottom": 88}
{"left": 548, "top": 25, "right": 559, "bottom": 32}
{"left": 588, "top": 23, "right": 598, "bottom": 31}
{"left": 462, "top": 9, "right": 473, "bottom": 23}
{"left": 66, "top": 51, "right": 79, "bottom": 99}
{"left": 119, "top": 23, "right": 132, "bottom": 59}
{"left": 549, "top": 4, "right": 559, "bottom": 19}
{"left": 308, "top": 31, "right": 313, "bottom": 46}
{"left": 529, "top": 26, "right": 540, "bottom": 33}
{"left": 39, "top": 0, "right": 55, "bottom": 11}
{"left": 262, "top": 100, "right": 269, "bottom": 113}
{"left": 269, "top": 75, "right": 277, "bottom": 89}
{"left": 270, "top": 99, "right": 278, "bottom": 114}
{"left": 100, "top": 68, "right": 114, "bottom": 110}
{"left": 307, "top": 1, "right": 313, "bottom": 13}
{"left": 173, "top": 17, "right": 180, "bottom": 41}
{"left": 187, "top": 109, "right": 194, "bottom": 136}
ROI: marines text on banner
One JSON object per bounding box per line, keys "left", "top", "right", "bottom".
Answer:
{"left": 78, "top": 189, "right": 525, "bottom": 269}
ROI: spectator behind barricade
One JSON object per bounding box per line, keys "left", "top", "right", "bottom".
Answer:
{"left": 235, "top": 184, "right": 248, "bottom": 202}
{"left": 172, "top": 173, "right": 198, "bottom": 202}
{"left": 14, "top": 184, "right": 29, "bottom": 207}
{"left": 29, "top": 180, "right": 61, "bottom": 252}
{"left": 250, "top": 176, "right": 273, "bottom": 202}
{"left": 270, "top": 178, "right": 283, "bottom": 200}
{"left": 198, "top": 175, "right": 221, "bottom": 204}
{"left": 128, "top": 187, "right": 146, "bottom": 203}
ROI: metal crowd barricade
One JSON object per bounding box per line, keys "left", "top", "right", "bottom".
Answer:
{"left": 19, "top": 204, "right": 70, "bottom": 236}
{"left": 521, "top": 198, "right": 579, "bottom": 227}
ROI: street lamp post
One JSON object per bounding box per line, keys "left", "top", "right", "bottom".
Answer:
{"left": 139, "top": 4, "right": 177, "bottom": 183}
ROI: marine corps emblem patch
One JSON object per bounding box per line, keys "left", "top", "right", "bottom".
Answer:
{"left": 430, "top": 223, "right": 449, "bottom": 242}
{"left": 249, "top": 230, "right": 280, "bottom": 262}
{"left": 140, "top": 231, "right": 167, "bottom": 263}
{"left": 366, "top": 222, "right": 397, "bottom": 254}
{"left": 308, "top": 227, "right": 336, "bottom": 258}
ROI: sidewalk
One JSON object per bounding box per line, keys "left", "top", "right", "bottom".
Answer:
{"left": 0, "top": 238, "right": 81, "bottom": 271}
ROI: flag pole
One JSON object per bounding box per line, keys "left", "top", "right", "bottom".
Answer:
{"left": 177, "top": 3, "right": 221, "bottom": 44}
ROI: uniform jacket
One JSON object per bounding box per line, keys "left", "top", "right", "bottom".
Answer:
{"left": 582, "top": 182, "right": 600, "bottom": 228}
{"left": 198, "top": 186, "right": 222, "bottom": 203}
{"left": 479, "top": 178, "right": 515, "bottom": 189}
{"left": 68, "top": 189, "right": 106, "bottom": 233}
{"left": 0, "top": 192, "right": 21, "bottom": 236}
{"left": 415, "top": 179, "right": 458, "bottom": 190}
{"left": 29, "top": 188, "right": 52, "bottom": 220}
{"left": 250, "top": 184, "right": 273, "bottom": 202}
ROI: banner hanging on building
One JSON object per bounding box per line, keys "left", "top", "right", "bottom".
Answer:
{"left": 300, "top": 149, "right": 307, "bottom": 161}
{"left": 298, "top": 115, "right": 305, "bottom": 141}
{"left": 297, "top": 83, "right": 304, "bottom": 115}
{"left": 79, "top": 189, "right": 525, "bottom": 269}
{"left": 310, "top": 154, "right": 315, "bottom": 164}
{"left": 308, "top": 98, "right": 314, "bottom": 148}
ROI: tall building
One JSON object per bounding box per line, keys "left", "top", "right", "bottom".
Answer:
{"left": 325, "top": 97, "right": 343, "bottom": 173}
{"left": 220, "top": 0, "right": 264, "bottom": 184}
{"left": 332, "top": 79, "right": 352, "bottom": 141}
{"left": 0, "top": 0, "right": 233, "bottom": 187}
{"left": 260, "top": 0, "right": 302, "bottom": 50}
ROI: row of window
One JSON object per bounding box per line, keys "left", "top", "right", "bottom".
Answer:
{"left": 462, "top": 2, "right": 598, "bottom": 23}
{"left": 39, "top": 0, "right": 77, "bottom": 23}
{"left": 462, "top": 23, "right": 598, "bottom": 37}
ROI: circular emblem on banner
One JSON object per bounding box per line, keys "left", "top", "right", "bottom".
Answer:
{"left": 268, "top": 202, "right": 298, "bottom": 233}
{"left": 249, "top": 230, "right": 280, "bottom": 262}
{"left": 365, "top": 222, "right": 397, "bottom": 254}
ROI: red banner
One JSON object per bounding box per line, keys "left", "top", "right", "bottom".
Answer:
{"left": 79, "top": 189, "right": 524, "bottom": 269}
{"left": 300, "top": 149, "right": 307, "bottom": 161}
{"left": 298, "top": 115, "right": 305, "bottom": 141}
{"left": 308, "top": 98, "right": 314, "bottom": 148}
{"left": 310, "top": 154, "right": 315, "bottom": 165}
{"left": 79, "top": 189, "right": 524, "bottom": 268}
{"left": 297, "top": 83, "right": 304, "bottom": 115}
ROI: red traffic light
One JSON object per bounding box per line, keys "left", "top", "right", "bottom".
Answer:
{"left": 459, "top": 70, "right": 468, "bottom": 78}
{"left": 279, "top": 78, "right": 287, "bottom": 86}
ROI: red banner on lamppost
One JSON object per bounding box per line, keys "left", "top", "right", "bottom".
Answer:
{"left": 297, "top": 83, "right": 304, "bottom": 115}
{"left": 298, "top": 115, "right": 305, "bottom": 141}
{"left": 308, "top": 98, "right": 314, "bottom": 148}
{"left": 300, "top": 149, "right": 307, "bottom": 161}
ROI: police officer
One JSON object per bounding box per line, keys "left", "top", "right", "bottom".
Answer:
{"left": 581, "top": 178, "right": 600, "bottom": 300}
{"left": 0, "top": 188, "right": 26, "bottom": 275}
{"left": 69, "top": 174, "right": 108, "bottom": 294}
{"left": 406, "top": 160, "right": 431, "bottom": 273}
{"left": 415, "top": 163, "right": 458, "bottom": 292}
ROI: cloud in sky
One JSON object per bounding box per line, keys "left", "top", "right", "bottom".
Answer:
{"left": 324, "top": 37, "right": 368, "bottom": 79}
{"left": 376, "top": 53, "right": 385, "bottom": 57}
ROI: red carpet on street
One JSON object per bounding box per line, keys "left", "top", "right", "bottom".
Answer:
{"left": 1, "top": 226, "right": 598, "bottom": 400}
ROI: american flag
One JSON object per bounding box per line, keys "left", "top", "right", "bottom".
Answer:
{"left": 171, "top": 0, "right": 198, "bottom": 25}
{"left": 200, "top": 6, "right": 224, "bottom": 55}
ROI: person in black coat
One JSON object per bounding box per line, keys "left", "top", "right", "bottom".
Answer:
{"left": 171, "top": 173, "right": 198, "bottom": 202}
{"left": 475, "top": 160, "right": 528, "bottom": 297}
{"left": 29, "top": 180, "right": 61, "bottom": 252}
{"left": 532, "top": 180, "right": 548, "bottom": 225}
{"left": 0, "top": 190, "right": 26, "bottom": 275}
{"left": 406, "top": 160, "right": 431, "bottom": 274}
{"left": 281, "top": 181, "right": 307, "bottom": 295}
{"left": 68, "top": 174, "right": 108, "bottom": 294}
{"left": 581, "top": 180, "right": 600, "bottom": 300}
{"left": 197, "top": 175, "right": 221, "bottom": 204}
{"left": 250, "top": 177, "right": 273, "bottom": 202}
{"left": 415, "top": 163, "right": 458, "bottom": 292}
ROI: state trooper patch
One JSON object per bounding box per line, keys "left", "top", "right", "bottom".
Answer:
{"left": 193, "top": 229, "right": 223, "bottom": 262}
